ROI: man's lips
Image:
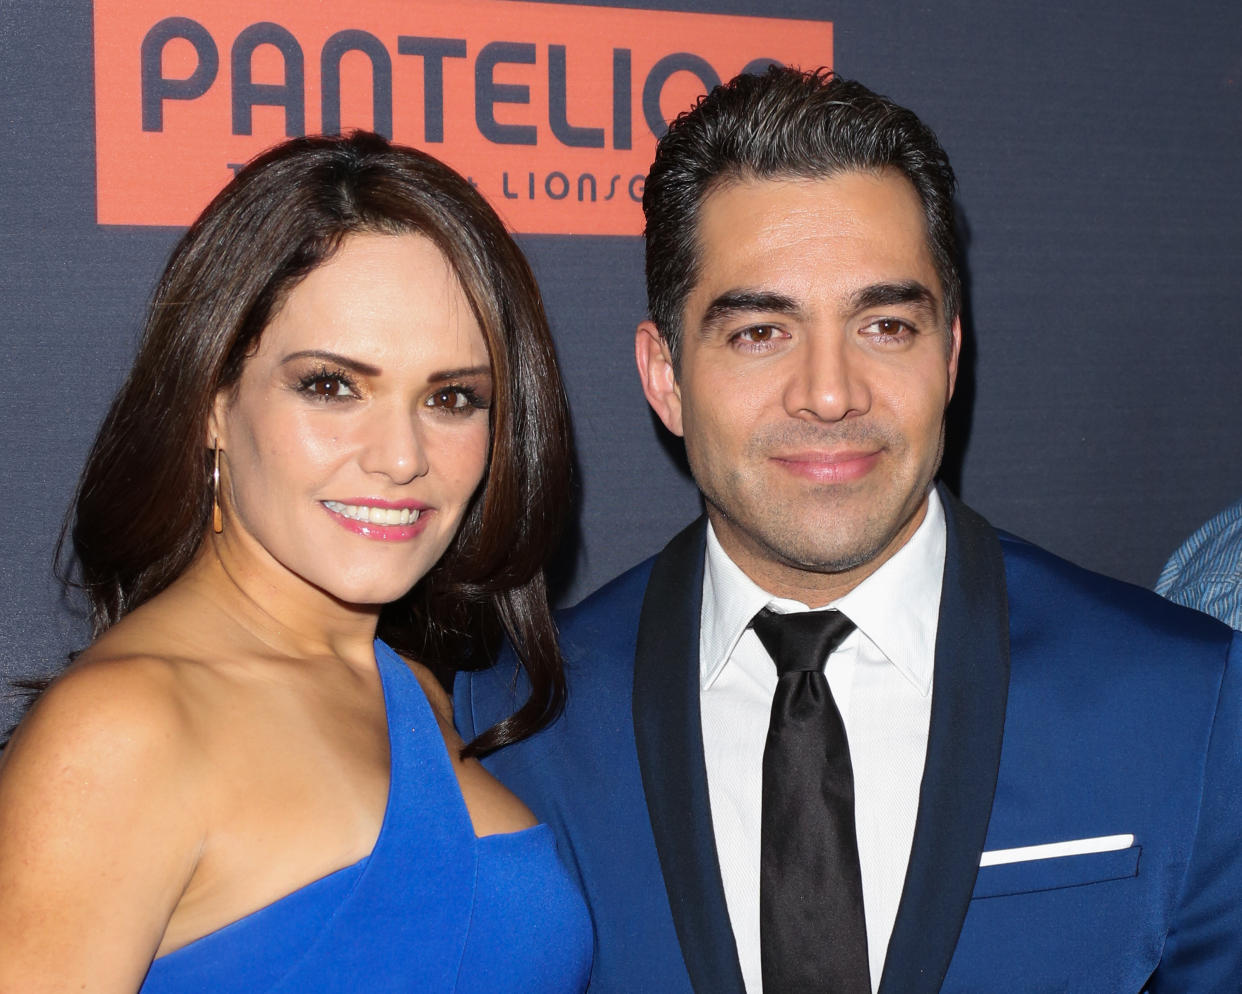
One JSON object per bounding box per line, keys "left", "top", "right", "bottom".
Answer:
{"left": 769, "top": 448, "right": 882, "bottom": 483}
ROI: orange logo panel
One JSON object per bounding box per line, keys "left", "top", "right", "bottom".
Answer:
{"left": 94, "top": 0, "right": 833, "bottom": 234}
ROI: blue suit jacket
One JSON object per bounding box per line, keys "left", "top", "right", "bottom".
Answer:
{"left": 455, "top": 491, "right": 1242, "bottom": 992}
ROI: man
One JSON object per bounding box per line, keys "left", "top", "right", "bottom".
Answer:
{"left": 456, "top": 68, "right": 1242, "bottom": 993}
{"left": 1157, "top": 497, "right": 1242, "bottom": 629}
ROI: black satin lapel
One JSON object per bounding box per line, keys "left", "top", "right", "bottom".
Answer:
{"left": 633, "top": 518, "right": 747, "bottom": 994}
{"left": 878, "top": 487, "right": 1010, "bottom": 994}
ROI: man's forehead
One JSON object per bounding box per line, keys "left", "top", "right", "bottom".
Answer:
{"left": 697, "top": 169, "right": 926, "bottom": 241}
{"left": 688, "top": 170, "right": 943, "bottom": 310}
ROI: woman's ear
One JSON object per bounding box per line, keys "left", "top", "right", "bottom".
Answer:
{"left": 207, "top": 390, "right": 229, "bottom": 449}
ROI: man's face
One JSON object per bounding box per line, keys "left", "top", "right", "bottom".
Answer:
{"left": 636, "top": 170, "right": 960, "bottom": 605}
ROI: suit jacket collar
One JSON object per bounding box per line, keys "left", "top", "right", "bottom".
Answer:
{"left": 632, "top": 489, "right": 1010, "bottom": 994}
{"left": 633, "top": 516, "right": 747, "bottom": 994}
{"left": 878, "top": 485, "right": 1010, "bottom": 993}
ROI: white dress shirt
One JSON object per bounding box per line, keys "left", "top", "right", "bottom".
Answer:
{"left": 699, "top": 489, "right": 946, "bottom": 993}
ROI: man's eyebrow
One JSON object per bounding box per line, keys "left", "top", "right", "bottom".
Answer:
{"left": 280, "top": 349, "right": 381, "bottom": 376}
{"left": 700, "top": 289, "right": 803, "bottom": 329}
{"left": 849, "top": 280, "right": 939, "bottom": 314}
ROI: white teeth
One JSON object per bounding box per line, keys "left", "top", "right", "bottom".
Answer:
{"left": 324, "top": 501, "right": 419, "bottom": 526}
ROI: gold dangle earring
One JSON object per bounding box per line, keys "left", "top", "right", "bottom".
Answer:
{"left": 212, "top": 441, "right": 224, "bottom": 534}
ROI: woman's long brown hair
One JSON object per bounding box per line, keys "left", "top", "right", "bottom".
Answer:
{"left": 64, "top": 132, "right": 572, "bottom": 755}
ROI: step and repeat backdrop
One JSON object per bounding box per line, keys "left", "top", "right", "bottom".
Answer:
{"left": 3, "top": 0, "right": 1240, "bottom": 715}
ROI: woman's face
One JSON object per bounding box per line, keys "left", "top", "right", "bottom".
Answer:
{"left": 210, "top": 232, "right": 492, "bottom": 608}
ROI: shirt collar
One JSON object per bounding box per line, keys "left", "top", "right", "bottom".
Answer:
{"left": 700, "top": 488, "right": 946, "bottom": 696}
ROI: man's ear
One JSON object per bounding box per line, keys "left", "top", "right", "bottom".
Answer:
{"left": 946, "top": 315, "right": 962, "bottom": 402}
{"left": 635, "top": 321, "right": 684, "bottom": 437}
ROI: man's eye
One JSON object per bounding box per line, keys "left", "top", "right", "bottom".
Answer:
{"left": 865, "top": 318, "right": 914, "bottom": 338}
{"left": 736, "top": 325, "right": 780, "bottom": 343}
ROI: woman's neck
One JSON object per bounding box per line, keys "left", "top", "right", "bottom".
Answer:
{"left": 179, "top": 530, "right": 385, "bottom": 672}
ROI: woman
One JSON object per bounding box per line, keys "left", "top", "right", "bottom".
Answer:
{"left": 0, "top": 133, "right": 591, "bottom": 991}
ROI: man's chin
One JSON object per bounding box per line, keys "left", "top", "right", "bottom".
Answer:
{"left": 767, "top": 537, "right": 891, "bottom": 577}
{"left": 753, "top": 499, "right": 927, "bottom": 578}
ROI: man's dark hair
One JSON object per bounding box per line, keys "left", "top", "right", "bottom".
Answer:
{"left": 643, "top": 66, "right": 960, "bottom": 362}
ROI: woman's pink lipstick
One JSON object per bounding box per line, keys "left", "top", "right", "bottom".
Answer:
{"left": 321, "top": 498, "right": 431, "bottom": 541}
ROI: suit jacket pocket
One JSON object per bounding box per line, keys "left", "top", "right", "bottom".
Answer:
{"left": 971, "top": 845, "right": 1141, "bottom": 899}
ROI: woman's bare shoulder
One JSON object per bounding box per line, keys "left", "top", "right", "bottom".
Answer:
{"left": 0, "top": 650, "right": 213, "bottom": 988}
{"left": 11, "top": 645, "right": 201, "bottom": 751}
{"left": 0, "top": 646, "right": 215, "bottom": 837}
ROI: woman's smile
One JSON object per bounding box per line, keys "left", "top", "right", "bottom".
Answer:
{"left": 210, "top": 232, "right": 492, "bottom": 607}
{"left": 322, "top": 499, "right": 432, "bottom": 540}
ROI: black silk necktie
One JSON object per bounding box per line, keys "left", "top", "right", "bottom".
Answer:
{"left": 751, "top": 608, "right": 870, "bottom": 994}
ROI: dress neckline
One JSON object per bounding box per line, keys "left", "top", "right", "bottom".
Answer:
{"left": 375, "top": 640, "right": 547, "bottom": 845}
{"left": 149, "top": 641, "right": 546, "bottom": 966}
{"left": 150, "top": 641, "right": 406, "bottom": 963}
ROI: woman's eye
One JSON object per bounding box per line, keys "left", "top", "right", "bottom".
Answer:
{"left": 304, "top": 375, "right": 355, "bottom": 399}
{"left": 427, "top": 387, "right": 474, "bottom": 411}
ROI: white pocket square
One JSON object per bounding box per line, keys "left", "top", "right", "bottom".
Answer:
{"left": 979, "top": 833, "right": 1135, "bottom": 867}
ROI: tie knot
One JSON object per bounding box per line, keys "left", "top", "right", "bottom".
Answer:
{"left": 751, "top": 608, "right": 856, "bottom": 677}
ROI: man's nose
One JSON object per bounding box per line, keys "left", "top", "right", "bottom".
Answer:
{"left": 781, "top": 331, "right": 872, "bottom": 422}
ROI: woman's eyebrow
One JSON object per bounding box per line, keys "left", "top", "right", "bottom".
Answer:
{"left": 279, "top": 349, "right": 382, "bottom": 376}
{"left": 428, "top": 365, "right": 491, "bottom": 383}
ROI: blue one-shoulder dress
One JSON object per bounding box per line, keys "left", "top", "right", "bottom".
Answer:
{"left": 139, "top": 640, "right": 593, "bottom": 993}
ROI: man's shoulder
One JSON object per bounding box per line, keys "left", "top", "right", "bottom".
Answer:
{"left": 946, "top": 490, "right": 1228, "bottom": 644}
{"left": 556, "top": 555, "right": 657, "bottom": 659}
{"left": 994, "top": 527, "right": 1235, "bottom": 655}
{"left": 454, "top": 553, "right": 661, "bottom": 741}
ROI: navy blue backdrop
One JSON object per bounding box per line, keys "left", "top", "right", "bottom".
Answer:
{"left": 2, "top": 0, "right": 1241, "bottom": 724}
